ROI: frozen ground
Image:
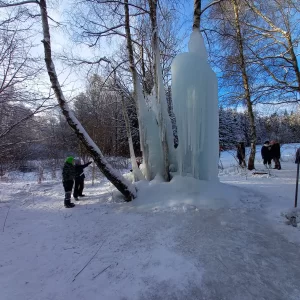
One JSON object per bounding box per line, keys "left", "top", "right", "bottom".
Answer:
{"left": 1, "top": 144, "right": 300, "bottom": 300}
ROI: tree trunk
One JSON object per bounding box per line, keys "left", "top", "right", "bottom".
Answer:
{"left": 149, "top": 0, "right": 172, "bottom": 181}
{"left": 193, "top": 0, "right": 201, "bottom": 30}
{"left": 92, "top": 161, "right": 95, "bottom": 185}
{"left": 246, "top": 100, "right": 256, "bottom": 170}
{"left": 232, "top": 0, "right": 256, "bottom": 170}
{"left": 39, "top": 0, "right": 136, "bottom": 201}
{"left": 286, "top": 33, "right": 300, "bottom": 93}
{"left": 124, "top": 0, "right": 151, "bottom": 180}
{"left": 120, "top": 93, "right": 144, "bottom": 181}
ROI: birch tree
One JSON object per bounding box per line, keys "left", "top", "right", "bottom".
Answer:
{"left": 206, "top": 0, "right": 258, "bottom": 170}
{"left": 0, "top": 0, "right": 136, "bottom": 200}
{"left": 230, "top": 0, "right": 256, "bottom": 170}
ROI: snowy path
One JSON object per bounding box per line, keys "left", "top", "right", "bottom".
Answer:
{"left": 221, "top": 164, "right": 300, "bottom": 245}
{"left": 1, "top": 172, "right": 300, "bottom": 300}
{"left": 170, "top": 209, "right": 300, "bottom": 300}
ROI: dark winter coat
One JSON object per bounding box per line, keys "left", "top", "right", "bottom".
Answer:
{"left": 75, "top": 162, "right": 92, "bottom": 179}
{"left": 296, "top": 148, "right": 300, "bottom": 164}
{"left": 62, "top": 162, "right": 76, "bottom": 182}
{"left": 271, "top": 143, "right": 281, "bottom": 159}
{"left": 261, "top": 144, "right": 272, "bottom": 159}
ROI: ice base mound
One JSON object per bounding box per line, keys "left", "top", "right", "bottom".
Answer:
{"left": 130, "top": 175, "right": 248, "bottom": 212}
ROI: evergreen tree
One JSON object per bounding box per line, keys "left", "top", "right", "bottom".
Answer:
{"left": 219, "top": 107, "right": 237, "bottom": 149}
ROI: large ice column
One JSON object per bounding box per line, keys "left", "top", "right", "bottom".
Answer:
{"left": 171, "top": 30, "right": 219, "bottom": 181}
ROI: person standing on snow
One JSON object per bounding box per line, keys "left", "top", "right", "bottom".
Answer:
{"left": 62, "top": 156, "right": 76, "bottom": 208}
{"left": 296, "top": 148, "right": 300, "bottom": 164}
{"left": 261, "top": 141, "right": 272, "bottom": 168}
{"left": 219, "top": 145, "right": 224, "bottom": 158}
{"left": 73, "top": 159, "right": 92, "bottom": 200}
{"left": 270, "top": 140, "right": 281, "bottom": 170}
{"left": 236, "top": 142, "right": 246, "bottom": 168}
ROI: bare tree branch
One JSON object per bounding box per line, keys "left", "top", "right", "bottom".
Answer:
{"left": 0, "top": 0, "right": 38, "bottom": 8}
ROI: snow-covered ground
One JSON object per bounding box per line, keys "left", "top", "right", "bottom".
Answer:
{"left": 1, "top": 144, "right": 300, "bottom": 300}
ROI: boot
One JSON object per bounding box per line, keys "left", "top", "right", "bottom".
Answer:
{"left": 79, "top": 194, "right": 85, "bottom": 197}
{"left": 64, "top": 199, "right": 75, "bottom": 208}
{"left": 69, "top": 202, "right": 75, "bottom": 207}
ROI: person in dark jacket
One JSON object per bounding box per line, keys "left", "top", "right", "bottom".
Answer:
{"left": 270, "top": 140, "right": 281, "bottom": 170}
{"left": 261, "top": 141, "right": 272, "bottom": 168}
{"left": 73, "top": 159, "right": 92, "bottom": 200}
{"left": 295, "top": 148, "right": 300, "bottom": 164}
{"left": 62, "top": 156, "right": 76, "bottom": 208}
{"left": 236, "top": 142, "right": 246, "bottom": 168}
{"left": 219, "top": 145, "right": 224, "bottom": 158}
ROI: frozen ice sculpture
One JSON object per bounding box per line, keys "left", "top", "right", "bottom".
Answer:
{"left": 171, "top": 30, "right": 219, "bottom": 181}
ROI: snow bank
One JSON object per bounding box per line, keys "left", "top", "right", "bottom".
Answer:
{"left": 131, "top": 175, "right": 243, "bottom": 211}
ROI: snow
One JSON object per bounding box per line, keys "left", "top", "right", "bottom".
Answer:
{"left": 1, "top": 144, "right": 300, "bottom": 299}
{"left": 131, "top": 175, "right": 244, "bottom": 212}
{"left": 171, "top": 30, "right": 219, "bottom": 181}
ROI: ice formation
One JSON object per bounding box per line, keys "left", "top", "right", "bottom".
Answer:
{"left": 153, "top": 47, "right": 177, "bottom": 169}
{"left": 136, "top": 79, "right": 164, "bottom": 180}
{"left": 136, "top": 46, "right": 176, "bottom": 181}
{"left": 171, "top": 30, "right": 219, "bottom": 181}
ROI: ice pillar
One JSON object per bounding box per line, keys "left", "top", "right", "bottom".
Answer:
{"left": 171, "top": 30, "right": 219, "bottom": 181}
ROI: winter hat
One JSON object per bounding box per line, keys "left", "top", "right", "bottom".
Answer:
{"left": 264, "top": 141, "right": 270, "bottom": 145}
{"left": 65, "top": 156, "right": 74, "bottom": 164}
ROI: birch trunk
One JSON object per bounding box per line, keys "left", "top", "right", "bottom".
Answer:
{"left": 149, "top": 0, "right": 173, "bottom": 181}
{"left": 92, "top": 161, "right": 95, "bottom": 186}
{"left": 39, "top": 0, "right": 136, "bottom": 201}
{"left": 286, "top": 33, "right": 300, "bottom": 93}
{"left": 124, "top": 0, "right": 151, "bottom": 180}
{"left": 121, "top": 94, "right": 145, "bottom": 181}
{"left": 193, "top": 0, "right": 201, "bottom": 30}
{"left": 232, "top": 0, "right": 256, "bottom": 170}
